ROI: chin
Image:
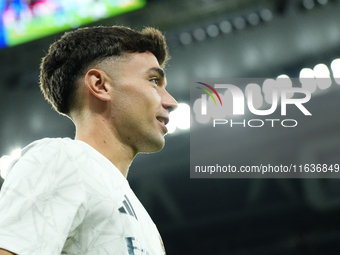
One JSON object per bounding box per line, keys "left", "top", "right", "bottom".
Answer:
{"left": 139, "top": 136, "right": 165, "bottom": 153}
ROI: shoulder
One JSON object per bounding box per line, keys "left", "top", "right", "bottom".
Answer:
{"left": 5, "top": 138, "right": 87, "bottom": 181}
{"left": 17, "top": 138, "right": 92, "bottom": 164}
{"left": 21, "top": 137, "right": 83, "bottom": 156}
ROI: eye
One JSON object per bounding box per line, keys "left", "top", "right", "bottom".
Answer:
{"left": 150, "top": 77, "right": 159, "bottom": 86}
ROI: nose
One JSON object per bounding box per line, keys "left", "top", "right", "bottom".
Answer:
{"left": 162, "top": 89, "right": 178, "bottom": 113}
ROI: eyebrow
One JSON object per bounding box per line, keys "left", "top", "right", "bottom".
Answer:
{"left": 147, "top": 67, "right": 165, "bottom": 78}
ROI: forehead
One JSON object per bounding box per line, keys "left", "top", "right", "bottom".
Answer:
{"left": 98, "top": 51, "right": 166, "bottom": 81}
{"left": 117, "top": 51, "right": 161, "bottom": 71}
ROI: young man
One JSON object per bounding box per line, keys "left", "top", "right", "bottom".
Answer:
{"left": 0, "top": 26, "right": 177, "bottom": 255}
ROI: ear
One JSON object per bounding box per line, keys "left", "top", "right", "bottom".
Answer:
{"left": 85, "top": 69, "right": 111, "bottom": 102}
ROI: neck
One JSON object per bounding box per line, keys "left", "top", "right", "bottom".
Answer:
{"left": 74, "top": 113, "right": 135, "bottom": 178}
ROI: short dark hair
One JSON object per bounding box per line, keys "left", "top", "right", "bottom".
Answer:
{"left": 40, "top": 26, "right": 170, "bottom": 116}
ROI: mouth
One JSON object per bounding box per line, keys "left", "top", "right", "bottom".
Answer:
{"left": 156, "top": 116, "right": 169, "bottom": 126}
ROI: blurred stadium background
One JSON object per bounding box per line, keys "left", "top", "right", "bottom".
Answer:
{"left": 1, "top": 0, "right": 340, "bottom": 254}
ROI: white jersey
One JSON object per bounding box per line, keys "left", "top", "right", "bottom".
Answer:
{"left": 0, "top": 138, "right": 166, "bottom": 255}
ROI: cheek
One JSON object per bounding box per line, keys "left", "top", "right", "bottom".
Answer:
{"left": 112, "top": 83, "right": 161, "bottom": 118}
{"left": 146, "top": 88, "right": 162, "bottom": 104}
{"left": 128, "top": 87, "right": 162, "bottom": 109}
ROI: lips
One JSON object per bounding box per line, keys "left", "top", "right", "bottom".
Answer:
{"left": 156, "top": 116, "right": 169, "bottom": 125}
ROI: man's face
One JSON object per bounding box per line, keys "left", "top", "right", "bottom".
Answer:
{"left": 106, "top": 51, "right": 178, "bottom": 154}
